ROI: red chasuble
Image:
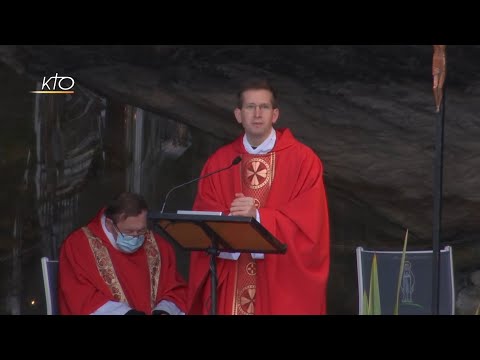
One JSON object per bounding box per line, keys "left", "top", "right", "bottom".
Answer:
{"left": 187, "top": 128, "right": 330, "bottom": 315}
{"left": 58, "top": 209, "right": 187, "bottom": 315}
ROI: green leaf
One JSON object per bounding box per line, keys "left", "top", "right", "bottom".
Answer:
{"left": 394, "top": 229, "right": 409, "bottom": 315}
{"left": 368, "top": 253, "right": 382, "bottom": 315}
{"left": 363, "top": 291, "right": 369, "bottom": 315}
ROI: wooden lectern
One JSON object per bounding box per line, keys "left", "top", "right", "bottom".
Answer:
{"left": 148, "top": 212, "right": 287, "bottom": 314}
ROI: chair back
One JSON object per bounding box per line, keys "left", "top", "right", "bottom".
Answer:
{"left": 41, "top": 257, "right": 59, "bottom": 315}
{"left": 356, "top": 246, "right": 455, "bottom": 315}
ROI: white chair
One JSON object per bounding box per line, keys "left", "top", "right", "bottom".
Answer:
{"left": 356, "top": 246, "right": 455, "bottom": 315}
{"left": 41, "top": 257, "right": 59, "bottom": 315}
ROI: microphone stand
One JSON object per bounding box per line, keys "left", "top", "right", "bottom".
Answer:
{"left": 160, "top": 156, "right": 242, "bottom": 214}
{"left": 160, "top": 178, "right": 199, "bottom": 213}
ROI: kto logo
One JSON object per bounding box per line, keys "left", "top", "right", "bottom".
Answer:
{"left": 30, "top": 73, "right": 75, "bottom": 94}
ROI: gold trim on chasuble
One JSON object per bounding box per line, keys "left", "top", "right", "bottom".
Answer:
{"left": 232, "top": 152, "right": 275, "bottom": 315}
{"left": 83, "top": 227, "right": 161, "bottom": 310}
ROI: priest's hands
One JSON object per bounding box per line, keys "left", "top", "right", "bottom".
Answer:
{"left": 230, "top": 193, "right": 257, "bottom": 217}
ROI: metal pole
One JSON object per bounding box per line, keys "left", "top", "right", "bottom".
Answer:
{"left": 432, "top": 91, "right": 445, "bottom": 315}
{"left": 209, "top": 249, "right": 218, "bottom": 315}
{"left": 431, "top": 45, "right": 446, "bottom": 315}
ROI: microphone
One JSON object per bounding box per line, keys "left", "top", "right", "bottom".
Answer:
{"left": 160, "top": 156, "right": 242, "bottom": 213}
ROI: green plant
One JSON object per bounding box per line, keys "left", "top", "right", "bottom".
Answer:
{"left": 394, "top": 229, "right": 409, "bottom": 315}
{"left": 363, "top": 253, "right": 381, "bottom": 314}
{"left": 362, "top": 228, "right": 409, "bottom": 315}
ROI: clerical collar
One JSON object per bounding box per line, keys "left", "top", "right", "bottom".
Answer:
{"left": 243, "top": 129, "right": 276, "bottom": 155}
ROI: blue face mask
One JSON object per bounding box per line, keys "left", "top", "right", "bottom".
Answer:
{"left": 116, "top": 233, "right": 145, "bottom": 253}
